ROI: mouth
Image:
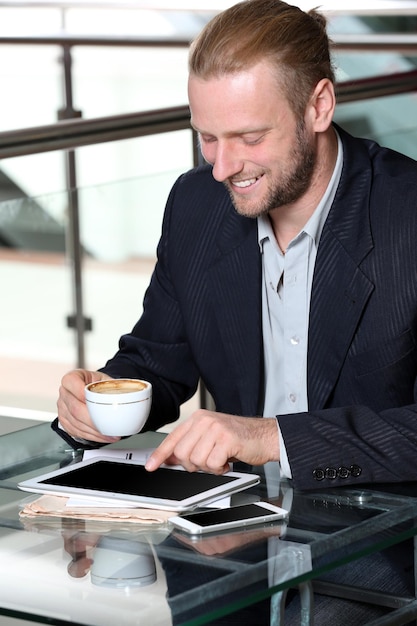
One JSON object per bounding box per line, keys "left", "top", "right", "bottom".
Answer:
{"left": 231, "top": 175, "right": 263, "bottom": 190}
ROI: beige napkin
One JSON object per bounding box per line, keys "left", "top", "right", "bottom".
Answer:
{"left": 19, "top": 495, "right": 172, "bottom": 525}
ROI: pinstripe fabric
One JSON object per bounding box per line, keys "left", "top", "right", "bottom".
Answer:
{"left": 100, "top": 125, "right": 417, "bottom": 490}
{"left": 280, "top": 127, "right": 417, "bottom": 488}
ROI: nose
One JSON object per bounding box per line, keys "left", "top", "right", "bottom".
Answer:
{"left": 209, "top": 141, "right": 243, "bottom": 183}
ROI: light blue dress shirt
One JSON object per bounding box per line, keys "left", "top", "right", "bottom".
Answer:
{"left": 258, "top": 132, "right": 343, "bottom": 478}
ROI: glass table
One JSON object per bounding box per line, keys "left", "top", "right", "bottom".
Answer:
{"left": 0, "top": 421, "right": 417, "bottom": 626}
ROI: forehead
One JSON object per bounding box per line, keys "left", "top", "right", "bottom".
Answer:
{"left": 188, "top": 63, "right": 290, "bottom": 133}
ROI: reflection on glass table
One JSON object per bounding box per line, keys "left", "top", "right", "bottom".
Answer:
{"left": 0, "top": 423, "right": 417, "bottom": 626}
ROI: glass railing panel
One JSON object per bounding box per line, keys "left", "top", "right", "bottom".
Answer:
{"left": 330, "top": 13, "right": 417, "bottom": 79}
{"left": 357, "top": 15, "right": 417, "bottom": 39}
{"left": 0, "top": 44, "right": 62, "bottom": 130}
{"left": 0, "top": 164, "right": 198, "bottom": 423}
{"left": 0, "top": 196, "right": 73, "bottom": 414}
{"left": 0, "top": 129, "right": 193, "bottom": 205}
{"left": 0, "top": 41, "right": 188, "bottom": 130}
{"left": 327, "top": 14, "right": 417, "bottom": 160}
{"left": 331, "top": 32, "right": 417, "bottom": 159}
{"left": 77, "top": 170, "right": 186, "bottom": 367}
{"left": 74, "top": 129, "right": 193, "bottom": 189}
{"left": 0, "top": 150, "right": 67, "bottom": 202}
{"left": 334, "top": 90, "right": 417, "bottom": 160}
{"left": 72, "top": 45, "right": 189, "bottom": 117}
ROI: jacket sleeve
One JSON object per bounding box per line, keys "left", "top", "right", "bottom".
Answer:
{"left": 279, "top": 400, "right": 417, "bottom": 490}
{"left": 51, "top": 174, "right": 201, "bottom": 448}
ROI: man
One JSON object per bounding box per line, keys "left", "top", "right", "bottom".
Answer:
{"left": 54, "top": 1, "right": 417, "bottom": 622}
{"left": 56, "top": 0, "right": 417, "bottom": 490}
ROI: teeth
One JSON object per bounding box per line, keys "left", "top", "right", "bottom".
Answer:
{"left": 233, "top": 178, "right": 257, "bottom": 188}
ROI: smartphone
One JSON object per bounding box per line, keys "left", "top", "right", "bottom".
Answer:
{"left": 168, "top": 502, "right": 287, "bottom": 535}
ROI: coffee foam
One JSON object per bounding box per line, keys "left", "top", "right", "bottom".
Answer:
{"left": 88, "top": 379, "right": 147, "bottom": 394}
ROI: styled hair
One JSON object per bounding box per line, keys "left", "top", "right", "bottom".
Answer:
{"left": 189, "top": 0, "right": 335, "bottom": 119}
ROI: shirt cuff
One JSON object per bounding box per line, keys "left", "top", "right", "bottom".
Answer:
{"left": 277, "top": 421, "right": 292, "bottom": 479}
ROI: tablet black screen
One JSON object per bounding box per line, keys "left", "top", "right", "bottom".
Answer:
{"left": 41, "top": 461, "right": 237, "bottom": 501}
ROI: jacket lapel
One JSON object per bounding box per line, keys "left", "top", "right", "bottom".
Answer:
{"left": 208, "top": 209, "right": 263, "bottom": 416}
{"left": 307, "top": 128, "right": 375, "bottom": 409}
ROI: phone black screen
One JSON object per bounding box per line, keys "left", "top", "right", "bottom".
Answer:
{"left": 181, "top": 504, "right": 277, "bottom": 526}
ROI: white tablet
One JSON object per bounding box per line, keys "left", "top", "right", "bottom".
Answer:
{"left": 18, "top": 457, "right": 260, "bottom": 512}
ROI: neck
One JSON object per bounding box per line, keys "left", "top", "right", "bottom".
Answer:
{"left": 269, "top": 127, "right": 338, "bottom": 251}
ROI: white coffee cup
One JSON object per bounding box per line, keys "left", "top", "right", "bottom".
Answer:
{"left": 85, "top": 378, "right": 152, "bottom": 436}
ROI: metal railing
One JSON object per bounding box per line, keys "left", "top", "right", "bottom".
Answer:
{"left": 1, "top": 32, "right": 417, "bottom": 49}
{"left": 0, "top": 29, "right": 416, "bottom": 369}
{"left": 0, "top": 70, "right": 416, "bottom": 157}
{"left": 0, "top": 106, "right": 193, "bottom": 158}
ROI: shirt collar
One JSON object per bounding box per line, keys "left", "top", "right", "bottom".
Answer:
{"left": 258, "top": 130, "right": 343, "bottom": 252}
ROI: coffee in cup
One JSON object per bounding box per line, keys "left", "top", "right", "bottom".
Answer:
{"left": 85, "top": 378, "right": 152, "bottom": 436}
{"left": 87, "top": 379, "right": 147, "bottom": 395}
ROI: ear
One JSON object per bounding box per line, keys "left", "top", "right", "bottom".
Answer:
{"left": 306, "top": 78, "right": 336, "bottom": 132}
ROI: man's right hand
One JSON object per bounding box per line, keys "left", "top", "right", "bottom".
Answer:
{"left": 57, "top": 369, "right": 120, "bottom": 444}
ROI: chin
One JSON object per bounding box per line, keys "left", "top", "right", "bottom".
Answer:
{"left": 233, "top": 199, "right": 268, "bottom": 219}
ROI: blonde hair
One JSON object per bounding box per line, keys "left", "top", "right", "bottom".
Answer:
{"left": 189, "top": 0, "right": 335, "bottom": 119}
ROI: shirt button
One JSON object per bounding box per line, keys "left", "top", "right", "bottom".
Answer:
{"left": 289, "top": 393, "right": 297, "bottom": 403}
{"left": 290, "top": 336, "right": 300, "bottom": 345}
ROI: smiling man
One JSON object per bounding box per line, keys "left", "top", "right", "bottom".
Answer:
{"left": 55, "top": 1, "right": 417, "bottom": 623}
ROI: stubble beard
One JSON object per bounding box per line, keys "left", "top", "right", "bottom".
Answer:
{"left": 224, "top": 120, "right": 316, "bottom": 219}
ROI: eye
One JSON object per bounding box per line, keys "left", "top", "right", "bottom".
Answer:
{"left": 242, "top": 134, "right": 265, "bottom": 145}
{"left": 199, "top": 133, "right": 217, "bottom": 145}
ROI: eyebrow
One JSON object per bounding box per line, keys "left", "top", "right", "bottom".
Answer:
{"left": 191, "top": 123, "right": 271, "bottom": 138}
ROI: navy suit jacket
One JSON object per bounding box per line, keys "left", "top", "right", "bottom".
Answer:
{"left": 87, "top": 126, "right": 417, "bottom": 489}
